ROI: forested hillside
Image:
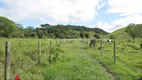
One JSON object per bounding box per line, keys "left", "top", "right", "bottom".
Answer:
{"left": 0, "top": 16, "right": 108, "bottom": 39}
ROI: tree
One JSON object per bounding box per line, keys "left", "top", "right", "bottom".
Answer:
{"left": 0, "top": 16, "right": 17, "bottom": 37}
{"left": 24, "top": 26, "right": 37, "bottom": 37}
{"left": 36, "top": 28, "right": 45, "bottom": 38}
{"left": 84, "top": 32, "right": 90, "bottom": 39}
{"left": 126, "top": 24, "right": 142, "bottom": 39}
{"left": 94, "top": 34, "right": 100, "bottom": 39}
{"left": 109, "top": 35, "right": 116, "bottom": 39}
{"left": 40, "top": 24, "right": 51, "bottom": 28}
{"left": 12, "top": 24, "right": 24, "bottom": 38}
{"left": 80, "top": 32, "right": 84, "bottom": 38}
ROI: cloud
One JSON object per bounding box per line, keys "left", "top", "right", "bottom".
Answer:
{"left": 0, "top": 0, "right": 102, "bottom": 23}
{"left": 96, "top": 21, "right": 114, "bottom": 32}
{"left": 107, "top": 0, "right": 142, "bottom": 16}
{"left": 97, "top": 0, "right": 107, "bottom": 10}
{"left": 98, "top": 0, "right": 142, "bottom": 32}
{"left": 96, "top": 14, "right": 142, "bottom": 32}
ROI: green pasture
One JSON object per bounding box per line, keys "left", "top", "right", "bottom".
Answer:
{"left": 0, "top": 38, "right": 142, "bottom": 80}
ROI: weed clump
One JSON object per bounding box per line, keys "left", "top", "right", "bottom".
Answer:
{"left": 48, "top": 45, "right": 64, "bottom": 64}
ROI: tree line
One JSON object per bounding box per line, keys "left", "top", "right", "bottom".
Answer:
{"left": 0, "top": 16, "right": 108, "bottom": 39}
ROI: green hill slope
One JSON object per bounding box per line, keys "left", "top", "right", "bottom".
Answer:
{"left": 109, "top": 24, "right": 142, "bottom": 39}
{"left": 108, "top": 27, "right": 131, "bottom": 39}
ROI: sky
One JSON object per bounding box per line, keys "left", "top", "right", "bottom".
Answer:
{"left": 0, "top": 0, "right": 142, "bottom": 32}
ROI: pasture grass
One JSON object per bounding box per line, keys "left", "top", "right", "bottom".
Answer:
{"left": 0, "top": 38, "right": 110, "bottom": 80}
{"left": 89, "top": 39, "right": 142, "bottom": 80}
{"left": 0, "top": 38, "right": 142, "bottom": 80}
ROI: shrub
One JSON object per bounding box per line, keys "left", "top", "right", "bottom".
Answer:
{"left": 48, "top": 45, "right": 64, "bottom": 63}
{"left": 94, "top": 34, "right": 100, "bottom": 39}
{"left": 140, "top": 43, "right": 142, "bottom": 48}
{"left": 109, "top": 35, "right": 116, "bottom": 39}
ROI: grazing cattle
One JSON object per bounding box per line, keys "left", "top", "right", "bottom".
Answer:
{"left": 107, "top": 39, "right": 112, "bottom": 42}
{"left": 103, "top": 39, "right": 112, "bottom": 42}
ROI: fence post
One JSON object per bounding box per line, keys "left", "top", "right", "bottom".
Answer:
{"left": 56, "top": 39, "right": 57, "bottom": 45}
{"left": 94, "top": 39, "right": 97, "bottom": 51}
{"left": 50, "top": 40, "right": 52, "bottom": 54}
{"left": 113, "top": 41, "right": 116, "bottom": 64}
{"left": 60, "top": 39, "right": 61, "bottom": 47}
{"left": 38, "top": 40, "right": 41, "bottom": 64}
{"left": 4, "top": 41, "right": 10, "bottom": 80}
{"left": 101, "top": 40, "right": 103, "bottom": 55}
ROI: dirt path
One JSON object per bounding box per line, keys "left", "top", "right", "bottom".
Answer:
{"left": 82, "top": 48, "right": 115, "bottom": 80}
{"left": 103, "top": 64, "right": 115, "bottom": 80}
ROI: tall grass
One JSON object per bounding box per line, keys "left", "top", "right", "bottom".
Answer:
{"left": 0, "top": 38, "right": 111, "bottom": 80}
{"left": 89, "top": 39, "right": 142, "bottom": 80}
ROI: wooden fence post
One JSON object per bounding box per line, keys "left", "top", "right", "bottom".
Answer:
{"left": 101, "top": 40, "right": 103, "bottom": 55}
{"left": 50, "top": 40, "right": 52, "bottom": 54}
{"left": 60, "top": 39, "right": 61, "bottom": 47}
{"left": 4, "top": 41, "right": 10, "bottom": 80}
{"left": 94, "top": 39, "right": 97, "bottom": 51}
{"left": 48, "top": 40, "right": 52, "bottom": 63}
{"left": 56, "top": 39, "right": 57, "bottom": 45}
{"left": 113, "top": 41, "right": 116, "bottom": 64}
{"left": 38, "top": 40, "right": 41, "bottom": 64}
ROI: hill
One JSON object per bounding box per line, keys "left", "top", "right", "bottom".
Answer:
{"left": 0, "top": 16, "right": 108, "bottom": 39}
{"left": 36, "top": 24, "right": 108, "bottom": 38}
{"left": 108, "top": 24, "right": 142, "bottom": 39}
{"left": 109, "top": 27, "right": 131, "bottom": 39}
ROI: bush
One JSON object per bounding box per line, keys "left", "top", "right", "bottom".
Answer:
{"left": 48, "top": 45, "right": 64, "bottom": 64}
{"left": 109, "top": 35, "right": 116, "bottom": 39}
{"left": 84, "top": 32, "right": 90, "bottom": 39}
{"left": 140, "top": 43, "right": 142, "bottom": 48}
{"left": 94, "top": 34, "right": 100, "bottom": 39}
{"left": 80, "top": 32, "right": 84, "bottom": 38}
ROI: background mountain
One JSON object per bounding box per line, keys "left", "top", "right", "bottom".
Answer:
{"left": 0, "top": 16, "right": 108, "bottom": 39}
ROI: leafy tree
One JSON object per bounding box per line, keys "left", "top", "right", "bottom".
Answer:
{"left": 80, "top": 32, "right": 84, "bottom": 38}
{"left": 84, "top": 32, "right": 90, "bottom": 39}
{"left": 94, "top": 34, "right": 100, "bottom": 39}
{"left": 36, "top": 28, "right": 45, "bottom": 38}
{"left": 109, "top": 35, "right": 116, "bottom": 39}
{"left": 126, "top": 24, "right": 142, "bottom": 39}
{"left": 0, "top": 16, "right": 17, "bottom": 37}
{"left": 41, "top": 24, "right": 51, "bottom": 28}
{"left": 12, "top": 24, "right": 25, "bottom": 38}
{"left": 24, "top": 26, "right": 37, "bottom": 37}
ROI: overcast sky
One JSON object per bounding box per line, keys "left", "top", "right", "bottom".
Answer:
{"left": 0, "top": 0, "right": 142, "bottom": 32}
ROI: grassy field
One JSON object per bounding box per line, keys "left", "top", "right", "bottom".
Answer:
{"left": 0, "top": 38, "right": 142, "bottom": 80}
{"left": 0, "top": 38, "right": 111, "bottom": 80}
{"left": 89, "top": 39, "right": 142, "bottom": 80}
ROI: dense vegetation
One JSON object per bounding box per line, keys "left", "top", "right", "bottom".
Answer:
{"left": 0, "top": 17, "right": 17, "bottom": 37}
{"left": 0, "top": 16, "right": 108, "bottom": 39}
